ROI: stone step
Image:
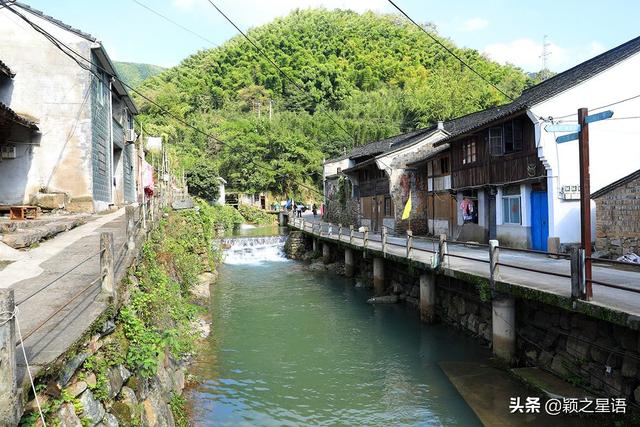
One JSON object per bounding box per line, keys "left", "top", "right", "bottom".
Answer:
{"left": 0, "top": 215, "right": 92, "bottom": 249}
{"left": 510, "top": 366, "right": 592, "bottom": 399}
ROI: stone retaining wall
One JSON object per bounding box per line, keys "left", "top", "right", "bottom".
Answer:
{"left": 289, "top": 237, "right": 640, "bottom": 403}
{"left": 518, "top": 300, "right": 640, "bottom": 402}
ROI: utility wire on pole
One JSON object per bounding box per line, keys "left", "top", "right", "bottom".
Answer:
{"left": 386, "top": 0, "right": 514, "bottom": 101}
{"left": 205, "top": 0, "right": 358, "bottom": 145}
{"left": 1, "top": 0, "right": 330, "bottom": 202}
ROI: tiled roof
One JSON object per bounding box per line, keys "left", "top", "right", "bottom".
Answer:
{"left": 325, "top": 127, "right": 436, "bottom": 164}
{"left": 0, "top": 102, "right": 39, "bottom": 130}
{"left": 14, "top": 2, "right": 97, "bottom": 42}
{"left": 327, "top": 35, "right": 640, "bottom": 166}
{"left": 0, "top": 60, "right": 15, "bottom": 78}
{"left": 591, "top": 168, "right": 640, "bottom": 199}
{"left": 435, "top": 35, "right": 640, "bottom": 145}
{"left": 405, "top": 143, "right": 450, "bottom": 167}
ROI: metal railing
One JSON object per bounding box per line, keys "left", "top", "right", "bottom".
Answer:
{"left": 288, "top": 217, "right": 640, "bottom": 301}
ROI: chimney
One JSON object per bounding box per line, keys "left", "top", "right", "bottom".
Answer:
{"left": 437, "top": 120, "right": 444, "bottom": 130}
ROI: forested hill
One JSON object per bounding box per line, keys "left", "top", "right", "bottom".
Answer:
{"left": 135, "top": 9, "right": 533, "bottom": 199}
{"left": 114, "top": 62, "right": 165, "bottom": 88}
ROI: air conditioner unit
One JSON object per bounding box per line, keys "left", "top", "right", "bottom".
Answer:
{"left": 125, "top": 128, "right": 137, "bottom": 143}
{"left": 1, "top": 145, "right": 16, "bottom": 159}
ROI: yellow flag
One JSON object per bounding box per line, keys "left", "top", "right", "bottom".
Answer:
{"left": 402, "top": 190, "right": 412, "bottom": 220}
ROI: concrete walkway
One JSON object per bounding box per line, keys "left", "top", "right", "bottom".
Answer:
{"left": 292, "top": 218, "right": 640, "bottom": 319}
{"left": 0, "top": 209, "right": 128, "bottom": 385}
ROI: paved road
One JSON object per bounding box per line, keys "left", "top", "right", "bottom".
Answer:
{"left": 0, "top": 209, "right": 130, "bottom": 387}
{"left": 292, "top": 218, "right": 640, "bottom": 318}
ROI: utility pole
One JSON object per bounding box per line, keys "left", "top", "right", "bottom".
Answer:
{"left": 269, "top": 99, "right": 273, "bottom": 121}
{"left": 540, "top": 35, "right": 551, "bottom": 78}
{"left": 578, "top": 107, "right": 592, "bottom": 299}
{"left": 545, "top": 107, "right": 613, "bottom": 301}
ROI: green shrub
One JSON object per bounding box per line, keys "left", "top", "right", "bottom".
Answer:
{"left": 238, "top": 205, "right": 275, "bottom": 225}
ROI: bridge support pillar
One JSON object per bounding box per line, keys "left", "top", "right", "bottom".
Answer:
{"left": 419, "top": 272, "right": 436, "bottom": 323}
{"left": 373, "top": 257, "right": 385, "bottom": 295}
{"left": 322, "top": 242, "right": 331, "bottom": 264}
{"left": 492, "top": 296, "right": 516, "bottom": 363}
{"left": 278, "top": 212, "right": 286, "bottom": 226}
{"left": 344, "top": 248, "right": 354, "bottom": 277}
{"left": 312, "top": 238, "right": 318, "bottom": 253}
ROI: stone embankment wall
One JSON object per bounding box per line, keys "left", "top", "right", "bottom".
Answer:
{"left": 21, "top": 269, "right": 215, "bottom": 427}
{"left": 286, "top": 232, "right": 640, "bottom": 404}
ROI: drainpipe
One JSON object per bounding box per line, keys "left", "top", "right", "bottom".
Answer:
{"left": 109, "top": 78, "right": 114, "bottom": 205}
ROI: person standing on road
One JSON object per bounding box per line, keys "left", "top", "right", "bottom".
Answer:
{"left": 312, "top": 203, "right": 317, "bottom": 218}
{"left": 296, "top": 203, "right": 303, "bottom": 218}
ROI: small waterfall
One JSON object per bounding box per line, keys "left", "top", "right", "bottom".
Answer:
{"left": 218, "top": 236, "right": 288, "bottom": 265}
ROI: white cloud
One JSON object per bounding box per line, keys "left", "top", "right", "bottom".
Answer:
{"left": 461, "top": 17, "right": 488, "bottom": 32}
{"left": 483, "top": 38, "right": 611, "bottom": 72}
{"left": 483, "top": 38, "right": 569, "bottom": 71}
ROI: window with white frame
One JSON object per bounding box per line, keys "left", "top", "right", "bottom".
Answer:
{"left": 97, "top": 72, "right": 106, "bottom": 106}
{"left": 462, "top": 140, "right": 477, "bottom": 165}
{"left": 502, "top": 186, "right": 521, "bottom": 224}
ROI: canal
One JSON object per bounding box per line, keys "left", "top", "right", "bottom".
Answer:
{"left": 188, "top": 227, "right": 492, "bottom": 426}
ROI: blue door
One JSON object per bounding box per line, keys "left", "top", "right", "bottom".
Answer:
{"left": 531, "top": 190, "right": 549, "bottom": 251}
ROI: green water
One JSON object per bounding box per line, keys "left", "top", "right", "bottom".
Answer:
{"left": 189, "top": 237, "right": 490, "bottom": 426}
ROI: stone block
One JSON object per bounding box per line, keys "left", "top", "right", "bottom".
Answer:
{"left": 31, "top": 192, "right": 67, "bottom": 210}
{"left": 551, "top": 354, "right": 570, "bottom": 377}
{"left": 622, "top": 354, "right": 638, "bottom": 378}
{"left": 79, "top": 389, "right": 106, "bottom": 426}
{"left": 537, "top": 351, "right": 553, "bottom": 367}
{"left": 100, "top": 413, "right": 119, "bottom": 427}
{"left": 65, "top": 381, "right": 87, "bottom": 398}
{"left": 467, "top": 313, "right": 478, "bottom": 334}
{"left": 106, "top": 365, "right": 132, "bottom": 400}
{"left": 566, "top": 336, "right": 590, "bottom": 360}
{"left": 58, "top": 402, "right": 82, "bottom": 427}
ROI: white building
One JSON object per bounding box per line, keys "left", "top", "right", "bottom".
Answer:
{"left": 0, "top": 2, "right": 138, "bottom": 212}
{"left": 527, "top": 36, "right": 640, "bottom": 246}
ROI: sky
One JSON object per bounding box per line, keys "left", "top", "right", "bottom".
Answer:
{"left": 17, "top": 0, "right": 640, "bottom": 73}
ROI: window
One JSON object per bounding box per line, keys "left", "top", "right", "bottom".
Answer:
{"left": 440, "top": 157, "right": 449, "bottom": 174}
{"left": 489, "top": 127, "right": 503, "bottom": 156}
{"left": 490, "top": 120, "right": 524, "bottom": 156}
{"left": 462, "top": 140, "right": 477, "bottom": 165}
{"left": 502, "top": 186, "right": 521, "bottom": 224}
{"left": 505, "top": 120, "right": 524, "bottom": 153}
{"left": 384, "top": 196, "right": 393, "bottom": 217}
{"left": 97, "top": 72, "right": 105, "bottom": 106}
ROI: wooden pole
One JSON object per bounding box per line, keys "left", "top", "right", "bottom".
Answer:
{"left": 578, "top": 108, "right": 592, "bottom": 299}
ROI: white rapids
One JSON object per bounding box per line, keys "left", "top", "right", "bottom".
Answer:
{"left": 219, "top": 236, "right": 288, "bottom": 265}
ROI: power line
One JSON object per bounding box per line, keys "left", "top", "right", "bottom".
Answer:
{"left": 131, "top": 0, "right": 218, "bottom": 47}
{"left": 204, "top": 0, "right": 357, "bottom": 146}
{"left": 129, "top": 0, "right": 349, "bottom": 155}
{"left": 550, "top": 93, "right": 640, "bottom": 121}
{"left": 2, "top": 1, "right": 326, "bottom": 199}
{"left": 386, "top": 0, "right": 514, "bottom": 101}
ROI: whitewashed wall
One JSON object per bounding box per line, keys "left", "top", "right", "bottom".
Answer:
{"left": 530, "top": 52, "right": 640, "bottom": 244}
{"left": 0, "top": 7, "right": 94, "bottom": 206}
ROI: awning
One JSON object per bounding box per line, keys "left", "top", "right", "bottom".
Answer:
{"left": 342, "top": 158, "right": 379, "bottom": 174}
{"left": 0, "top": 102, "right": 39, "bottom": 132}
